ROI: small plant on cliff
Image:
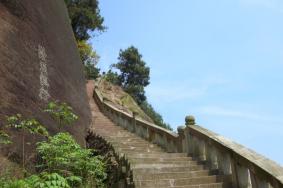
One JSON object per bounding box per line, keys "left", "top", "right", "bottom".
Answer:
{"left": 37, "top": 132, "right": 106, "bottom": 187}
{"left": 5, "top": 114, "right": 49, "bottom": 169}
{"left": 0, "top": 130, "right": 11, "bottom": 145}
{"left": 44, "top": 101, "right": 78, "bottom": 131}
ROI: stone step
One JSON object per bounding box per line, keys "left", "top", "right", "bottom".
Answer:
{"left": 105, "top": 137, "right": 146, "bottom": 141}
{"left": 133, "top": 175, "right": 227, "bottom": 187}
{"left": 133, "top": 170, "right": 210, "bottom": 180}
{"left": 126, "top": 153, "right": 189, "bottom": 158}
{"left": 134, "top": 183, "right": 224, "bottom": 188}
{"left": 129, "top": 159, "right": 197, "bottom": 166}
{"left": 132, "top": 164, "right": 204, "bottom": 171}
{"left": 129, "top": 157, "right": 193, "bottom": 162}
{"left": 116, "top": 148, "right": 164, "bottom": 153}
{"left": 112, "top": 142, "right": 159, "bottom": 147}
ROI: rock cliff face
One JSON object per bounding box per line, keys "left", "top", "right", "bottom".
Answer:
{"left": 0, "top": 0, "right": 91, "bottom": 151}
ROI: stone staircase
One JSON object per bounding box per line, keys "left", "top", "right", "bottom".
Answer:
{"left": 87, "top": 81, "right": 230, "bottom": 188}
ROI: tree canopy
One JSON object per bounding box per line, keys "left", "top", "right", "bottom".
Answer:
{"left": 65, "top": 0, "right": 106, "bottom": 41}
{"left": 113, "top": 46, "right": 150, "bottom": 104}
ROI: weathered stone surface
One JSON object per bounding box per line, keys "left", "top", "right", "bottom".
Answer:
{"left": 0, "top": 0, "right": 91, "bottom": 151}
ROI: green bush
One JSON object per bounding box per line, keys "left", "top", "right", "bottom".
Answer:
{"left": 0, "top": 130, "right": 11, "bottom": 145}
{"left": 44, "top": 101, "right": 78, "bottom": 131}
{"left": 27, "top": 173, "right": 71, "bottom": 188}
{"left": 37, "top": 132, "right": 107, "bottom": 187}
{"left": 0, "top": 177, "right": 29, "bottom": 188}
{"left": 0, "top": 101, "right": 106, "bottom": 187}
{"left": 0, "top": 173, "right": 73, "bottom": 188}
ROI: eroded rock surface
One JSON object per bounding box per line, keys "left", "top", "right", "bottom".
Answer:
{"left": 0, "top": 0, "right": 91, "bottom": 154}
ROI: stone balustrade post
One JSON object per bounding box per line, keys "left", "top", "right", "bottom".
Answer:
{"left": 207, "top": 145, "right": 219, "bottom": 171}
{"left": 132, "top": 111, "right": 137, "bottom": 133}
{"left": 236, "top": 165, "right": 252, "bottom": 188}
{"left": 177, "top": 126, "right": 186, "bottom": 153}
{"left": 102, "top": 96, "right": 107, "bottom": 113}
{"left": 217, "top": 151, "right": 232, "bottom": 175}
{"left": 198, "top": 139, "right": 206, "bottom": 161}
{"left": 185, "top": 115, "right": 196, "bottom": 155}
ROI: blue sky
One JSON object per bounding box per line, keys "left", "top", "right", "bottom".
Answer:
{"left": 90, "top": 0, "right": 283, "bottom": 165}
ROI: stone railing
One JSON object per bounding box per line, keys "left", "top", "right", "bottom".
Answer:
{"left": 93, "top": 86, "right": 283, "bottom": 188}
{"left": 93, "top": 85, "right": 181, "bottom": 153}
{"left": 181, "top": 118, "right": 283, "bottom": 188}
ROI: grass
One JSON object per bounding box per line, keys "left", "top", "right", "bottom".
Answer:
{"left": 97, "top": 79, "right": 154, "bottom": 123}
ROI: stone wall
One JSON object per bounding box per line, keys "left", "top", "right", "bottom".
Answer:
{"left": 0, "top": 0, "right": 91, "bottom": 153}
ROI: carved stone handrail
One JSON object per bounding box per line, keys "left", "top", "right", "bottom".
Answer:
{"left": 93, "top": 85, "right": 283, "bottom": 188}
{"left": 185, "top": 124, "right": 283, "bottom": 188}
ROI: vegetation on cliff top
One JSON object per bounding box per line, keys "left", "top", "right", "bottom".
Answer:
{"left": 64, "top": 0, "right": 106, "bottom": 41}
{"left": 104, "top": 46, "right": 172, "bottom": 130}
{"left": 97, "top": 79, "right": 154, "bottom": 123}
{"left": 64, "top": 0, "right": 103, "bottom": 80}
{"left": 63, "top": 0, "right": 172, "bottom": 130}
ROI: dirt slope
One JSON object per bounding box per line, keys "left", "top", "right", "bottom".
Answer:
{"left": 96, "top": 79, "right": 154, "bottom": 123}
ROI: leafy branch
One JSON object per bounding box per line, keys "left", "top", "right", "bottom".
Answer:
{"left": 44, "top": 101, "right": 78, "bottom": 131}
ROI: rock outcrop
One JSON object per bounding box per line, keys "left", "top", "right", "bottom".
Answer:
{"left": 0, "top": 0, "right": 91, "bottom": 154}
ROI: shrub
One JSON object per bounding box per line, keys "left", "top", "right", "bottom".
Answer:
{"left": 0, "top": 130, "right": 11, "bottom": 145}
{"left": 0, "top": 173, "right": 73, "bottom": 188}
{"left": 37, "top": 133, "right": 106, "bottom": 187}
{"left": 44, "top": 101, "right": 78, "bottom": 131}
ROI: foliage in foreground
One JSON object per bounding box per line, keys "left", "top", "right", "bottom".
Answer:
{"left": 0, "top": 101, "right": 107, "bottom": 187}
{"left": 37, "top": 132, "right": 107, "bottom": 187}
{"left": 0, "top": 172, "right": 73, "bottom": 188}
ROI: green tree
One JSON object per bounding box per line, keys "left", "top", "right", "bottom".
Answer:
{"left": 44, "top": 101, "right": 78, "bottom": 131}
{"left": 65, "top": 0, "right": 106, "bottom": 41}
{"left": 77, "top": 40, "right": 101, "bottom": 79}
{"left": 113, "top": 46, "right": 150, "bottom": 104}
{"left": 77, "top": 40, "right": 100, "bottom": 64}
{"left": 104, "top": 70, "right": 119, "bottom": 85}
{"left": 5, "top": 114, "right": 49, "bottom": 169}
{"left": 84, "top": 61, "right": 100, "bottom": 80}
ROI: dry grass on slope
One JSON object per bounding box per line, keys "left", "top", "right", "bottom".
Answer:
{"left": 96, "top": 79, "right": 154, "bottom": 123}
